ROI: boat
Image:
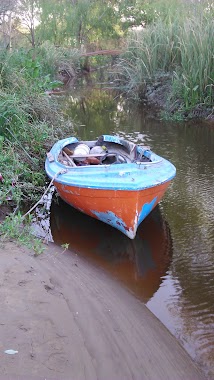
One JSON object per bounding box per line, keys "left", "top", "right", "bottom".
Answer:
{"left": 45, "top": 134, "right": 176, "bottom": 239}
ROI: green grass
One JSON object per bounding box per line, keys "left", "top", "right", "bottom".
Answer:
{"left": 112, "top": 2, "right": 214, "bottom": 117}
{"left": 0, "top": 45, "right": 80, "bottom": 205}
{"left": 172, "top": 14, "right": 213, "bottom": 108}
{"left": 0, "top": 44, "right": 81, "bottom": 248}
{"left": 0, "top": 213, "right": 45, "bottom": 256}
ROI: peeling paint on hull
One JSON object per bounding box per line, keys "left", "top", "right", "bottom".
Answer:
{"left": 54, "top": 182, "right": 170, "bottom": 239}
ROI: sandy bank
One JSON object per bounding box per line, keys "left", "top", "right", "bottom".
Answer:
{"left": 0, "top": 241, "right": 206, "bottom": 380}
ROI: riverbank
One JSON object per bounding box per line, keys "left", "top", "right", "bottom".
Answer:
{"left": 143, "top": 78, "right": 214, "bottom": 121}
{"left": 0, "top": 240, "right": 206, "bottom": 380}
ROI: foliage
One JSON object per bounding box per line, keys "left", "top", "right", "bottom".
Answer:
{"left": 0, "top": 45, "right": 80, "bottom": 247}
{"left": 0, "top": 213, "right": 45, "bottom": 255}
{"left": 112, "top": 2, "right": 214, "bottom": 117}
{"left": 0, "top": 47, "right": 76, "bottom": 207}
{"left": 0, "top": 0, "right": 16, "bottom": 14}
{"left": 1, "top": 0, "right": 162, "bottom": 49}
{"left": 30, "top": 0, "right": 124, "bottom": 47}
{"left": 38, "top": 41, "right": 81, "bottom": 77}
{"left": 171, "top": 14, "right": 214, "bottom": 108}
{"left": 16, "top": 0, "right": 40, "bottom": 47}
{"left": 1, "top": 0, "right": 213, "bottom": 52}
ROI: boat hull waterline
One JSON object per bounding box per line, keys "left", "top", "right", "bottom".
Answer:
{"left": 45, "top": 135, "right": 176, "bottom": 239}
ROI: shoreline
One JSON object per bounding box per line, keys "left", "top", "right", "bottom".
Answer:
{"left": 0, "top": 240, "right": 207, "bottom": 380}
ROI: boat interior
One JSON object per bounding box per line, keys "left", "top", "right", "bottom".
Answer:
{"left": 58, "top": 136, "right": 151, "bottom": 167}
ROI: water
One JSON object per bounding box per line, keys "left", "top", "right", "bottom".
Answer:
{"left": 50, "top": 199, "right": 173, "bottom": 302}
{"left": 43, "top": 86, "right": 214, "bottom": 378}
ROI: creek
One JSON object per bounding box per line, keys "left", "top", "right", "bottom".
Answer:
{"left": 38, "top": 83, "right": 214, "bottom": 378}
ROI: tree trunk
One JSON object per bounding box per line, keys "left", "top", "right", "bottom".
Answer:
{"left": 8, "top": 12, "right": 12, "bottom": 49}
{"left": 30, "top": 24, "right": 35, "bottom": 47}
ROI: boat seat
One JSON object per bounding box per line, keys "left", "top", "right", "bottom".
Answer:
{"left": 96, "top": 135, "right": 135, "bottom": 153}
{"left": 96, "top": 135, "right": 137, "bottom": 162}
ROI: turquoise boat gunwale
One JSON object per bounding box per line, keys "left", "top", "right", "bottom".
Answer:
{"left": 45, "top": 136, "right": 176, "bottom": 191}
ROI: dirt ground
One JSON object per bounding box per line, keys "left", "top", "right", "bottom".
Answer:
{"left": 0, "top": 240, "right": 207, "bottom": 380}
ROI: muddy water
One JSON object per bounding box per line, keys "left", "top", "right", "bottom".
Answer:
{"left": 44, "top": 87, "right": 214, "bottom": 378}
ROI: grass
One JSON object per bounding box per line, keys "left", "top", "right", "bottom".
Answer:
{"left": 172, "top": 14, "right": 213, "bottom": 108}
{"left": 38, "top": 41, "right": 81, "bottom": 77}
{"left": 0, "top": 213, "right": 45, "bottom": 256}
{"left": 0, "top": 45, "right": 79, "bottom": 205}
{"left": 111, "top": 1, "right": 214, "bottom": 118}
{"left": 0, "top": 44, "right": 81, "bottom": 249}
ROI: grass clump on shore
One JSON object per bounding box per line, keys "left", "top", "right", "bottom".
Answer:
{"left": 0, "top": 45, "right": 79, "bottom": 208}
{"left": 112, "top": 1, "right": 214, "bottom": 119}
{"left": 0, "top": 213, "right": 45, "bottom": 256}
{"left": 0, "top": 47, "right": 78, "bottom": 204}
{"left": 0, "top": 44, "right": 81, "bottom": 251}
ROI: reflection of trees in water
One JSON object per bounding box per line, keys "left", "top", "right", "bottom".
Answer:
{"left": 50, "top": 197, "right": 173, "bottom": 302}
{"left": 63, "top": 88, "right": 133, "bottom": 139}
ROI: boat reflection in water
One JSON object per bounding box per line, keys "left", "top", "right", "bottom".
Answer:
{"left": 50, "top": 198, "right": 173, "bottom": 302}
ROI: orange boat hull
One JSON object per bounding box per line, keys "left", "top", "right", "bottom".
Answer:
{"left": 54, "top": 180, "right": 171, "bottom": 239}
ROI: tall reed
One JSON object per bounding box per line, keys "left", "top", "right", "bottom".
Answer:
{"left": 113, "top": 3, "right": 214, "bottom": 113}
{"left": 174, "top": 13, "right": 213, "bottom": 107}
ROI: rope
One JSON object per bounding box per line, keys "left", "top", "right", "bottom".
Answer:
{"left": 22, "top": 169, "right": 67, "bottom": 219}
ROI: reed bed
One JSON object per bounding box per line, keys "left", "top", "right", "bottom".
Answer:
{"left": 113, "top": 4, "right": 213, "bottom": 116}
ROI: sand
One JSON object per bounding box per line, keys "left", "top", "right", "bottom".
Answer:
{"left": 0, "top": 240, "right": 206, "bottom": 380}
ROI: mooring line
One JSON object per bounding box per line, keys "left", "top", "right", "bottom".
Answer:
{"left": 22, "top": 169, "right": 67, "bottom": 219}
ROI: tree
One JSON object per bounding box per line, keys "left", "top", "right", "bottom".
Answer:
{"left": 16, "top": 0, "right": 40, "bottom": 47}
{"left": 0, "top": 0, "right": 17, "bottom": 48}
{"left": 36, "top": 0, "right": 123, "bottom": 47}
{"left": 0, "top": 0, "right": 16, "bottom": 15}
